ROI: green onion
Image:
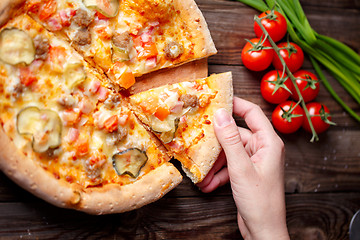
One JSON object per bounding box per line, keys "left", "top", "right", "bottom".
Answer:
{"left": 234, "top": 0, "right": 360, "bottom": 123}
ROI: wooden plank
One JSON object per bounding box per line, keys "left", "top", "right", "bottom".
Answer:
{"left": 0, "top": 193, "right": 359, "bottom": 240}
{"left": 195, "top": 0, "right": 360, "bottom": 66}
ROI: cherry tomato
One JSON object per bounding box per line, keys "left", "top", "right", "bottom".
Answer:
{"left": 254, "top": 10, "right": 287, "bottom": 43}
{"left": 291, "top": 70, "right": 320, "bottom": 102}
{"left": 272, "top": 101, "right": 305, "bottom": 134}
{"left": 272, "top": 42, "right": 304, "bottom": 73}
{"left": 241, "top": 38, "right": 274, "bottom": 71}
{"left": 260, "top": 70, "right": 292, "bottom": 104}
{"left": 302, "top": 102, "right": 332, "bottom": 134}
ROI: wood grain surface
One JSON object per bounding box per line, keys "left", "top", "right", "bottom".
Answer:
{"left": 0, "top": 0, "right": 359, "bottom": 239}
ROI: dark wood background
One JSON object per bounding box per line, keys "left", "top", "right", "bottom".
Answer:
{"left": 0, "top": 0, "right": 359, "bottom": 239}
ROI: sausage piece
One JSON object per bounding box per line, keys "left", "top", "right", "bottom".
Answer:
{"left": 73, "top": 28, "right": 91, "bottom": 46}
{"left": 73, "top": 9, "right": 93, "bottom": 27}
{"left": 112, "top": 31, "right": 131, "bottom": 49}
{"left": 33, "top": 36, "right": 49, "bottom": 60}
{"left": 164, "top": 41, "right": 184, "bottom": 59}
{"left": 180, "top": 94, "right": 199, "bottom": 108}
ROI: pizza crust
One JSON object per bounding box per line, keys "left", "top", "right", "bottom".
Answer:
{"left": 174, "top": 0, "right": 217, "bottom": 58}
{"left": 0, "top": 126, "right": 182, "bottom": 214}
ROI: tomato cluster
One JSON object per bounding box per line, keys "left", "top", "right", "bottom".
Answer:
{"left": 241, "top": 10, "right": 333, "bottom": 135}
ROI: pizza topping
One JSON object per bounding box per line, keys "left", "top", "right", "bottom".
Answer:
{"left": 112, "top": 148, "right": 148, "bottom": 178}
{"left": 63, "top": 63, "right": 87, "bottom": 89}
{"left": 180, "top": 94, "right": 199, "bottom": 108}
{"left": 107, "top": 62, "right": 135, "bottom": 89}
{"left": 38, "top": 0, "right": 57, "bottom": 21}
{"left": 19, "top": 67, "right": 37, "bottom": 87}
{"left": 104, "top": 115, "right": 118, "bottom": 132}
{"left": 79, "top": 97, "right": 95, "bottom": 114}
{"left": 59, "top": 9, "right": 77, "bottom": 27}
{"left": 57, "top": 94, "right": 77, "bottom": 108}
{"left": 104, "top": 93, "right": 121, "bottom": 109}
{"left": 85, "top": 152, "right": 106, "bottom": 185}
{"left": 66, "top": 127, "right": 80, "bottom": 144}
{"left": 33, "top": 36, "right": 50, "bottom": 60}
{"left": 73, "top": 28, "right": 92, "bottom": 46}
{"left": 16, "top": 106, "right": 62, "bottom": 153}
{"left": 60, "top": 109, "right": 80, "bottom": 126}
{"left": 111, "top": 31, "right": 132, "bottom": 62}
{"left": 73, "top": 8, "right": 93, "bottom": 27}
{"left": 158, "top": 118, "right": 179, "bottom": 144}
{"left": 0, "top": 28, "right": 35, "bottom": 66}
{"left": 83, "top": 0, "right": 119, "bottom": 18}
{"left": 164, "top": 41, "right": 184, "bottom": 59}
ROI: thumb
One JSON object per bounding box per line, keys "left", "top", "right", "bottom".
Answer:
{"left": 213, "top": 108, "right": 253, "bottom": 175}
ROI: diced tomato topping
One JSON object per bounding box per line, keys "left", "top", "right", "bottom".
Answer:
{"left": 39, "top": 0, "right": 57, "bottom": 21}
{"left": 75, "top": 137, "right": 89, "bottom": 157}
{"left": 140, "top": 97, "right": 159, "bottom": 115}
{"left": 26, "top": 0, "right": 42, "bottom": 14}
{"left": 95, "top": 11, "right": 109, "bottom": 20}
{"left": 59, "top": 9, "right": 76, "bottom": 27}
{"left": 154, "top": 106, "right": 170, "bottom": 121}
{"left": 138, "top": 42, "right": 158, "bottom": 60}
{"left": 19, "top": 67, "right": 37, "bottom": 86}
{"left": 109, "top": 62, "right": 135, "bottom": 89}
{"left": 133, "top": 33, "right": 158, "bottom": 60}
{"left": 49, "top": 46, "right": 66, "bottom": 67}
{"left": 104, "top": 115, "right": 118, "bottom": 132}
{"left": 94, "top": 22, "right": 112, "bottom": 40}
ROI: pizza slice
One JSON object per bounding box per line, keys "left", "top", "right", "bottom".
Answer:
{"left": 0, "top": 14, "right": 182, "bottom": 214}
{"left": 129, "top": 72, "right": 233, "bottom": 183}
{"left": 24, "top": 0, "right": 217, "bottom": 89}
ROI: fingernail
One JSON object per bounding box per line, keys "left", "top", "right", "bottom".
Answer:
{"left": 214, "top": 108, "right": 232, "bottom": 127}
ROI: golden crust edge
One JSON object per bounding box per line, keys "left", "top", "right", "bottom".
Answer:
{"left": 0, "top": 126, "right": 182, "bottom": 214}
{"left": 174, "top": 0, "right": 217, "bottom": 57}
{"left": 79, "top": 162, "right": 182, "bottom": 215}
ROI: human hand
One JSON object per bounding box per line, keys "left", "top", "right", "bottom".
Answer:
{"left": 197, "top": 97, "right": 289, "bottom": 240}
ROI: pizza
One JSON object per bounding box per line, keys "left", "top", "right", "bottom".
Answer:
{"left": 0, "top": 0, "right": 233, "bottom": 214}
{"left": 129, "top": 73, "right": 233, "bottom": 183}
{"left": 24, "top": 0, "right": 217, "bottom": 89}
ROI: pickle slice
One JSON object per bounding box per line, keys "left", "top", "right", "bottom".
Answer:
{"left": 112, "top": 148, "right": 148, "bottom": 178}
{"left": 64, "top": 63, "right": 87, "bottom": 89}
{"left": 0, "top": 28, "right": 35, "bottom": 65}
{"left": 17, "top": 107, "right": 62, "bottom": 153}
{"left": 111, "top": 45, "right": 130, "bottom": 63}
{"left": 83, "top": 0, "right": 119, "bottom": 18}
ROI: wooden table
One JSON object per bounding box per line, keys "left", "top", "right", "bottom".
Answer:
{"left": 0, "top": 0, "right": 359, "bottom": 239}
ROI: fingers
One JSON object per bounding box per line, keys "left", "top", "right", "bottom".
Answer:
{"left": 197, "top": 151, "right": 226, "bottom": 189}
{"left": 213, "top": 108, "right": 254, "bottom": 176}
{"left": 233, "top": 97, "right": 275, "bottom": 135}
{"left": 198, "top": 167, "right": 229, "bottom": 193}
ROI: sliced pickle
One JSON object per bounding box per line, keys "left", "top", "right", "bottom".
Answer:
{"left": 83, "top": 0, "right": 119, "bottom": 18}
{"left": 111, "top": 44, "right": 130, "bottom": 62}
{"left": 17, "top": 107, "right": 62, "bottom": 153}
{"left": 0, "top": 28, "right": 35, "bottom": 65}
{"left": 159, "top": 118, "right": 179, "bottom": 144}
{"left": 112, "top": 148, "right": 148, "bottom": 178}
{"left": 64, "top": 63, "right": 87, "bottom": 89}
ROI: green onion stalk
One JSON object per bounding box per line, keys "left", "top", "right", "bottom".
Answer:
{"left": 234, "top": 0, "right": 360, "bottom": 123}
